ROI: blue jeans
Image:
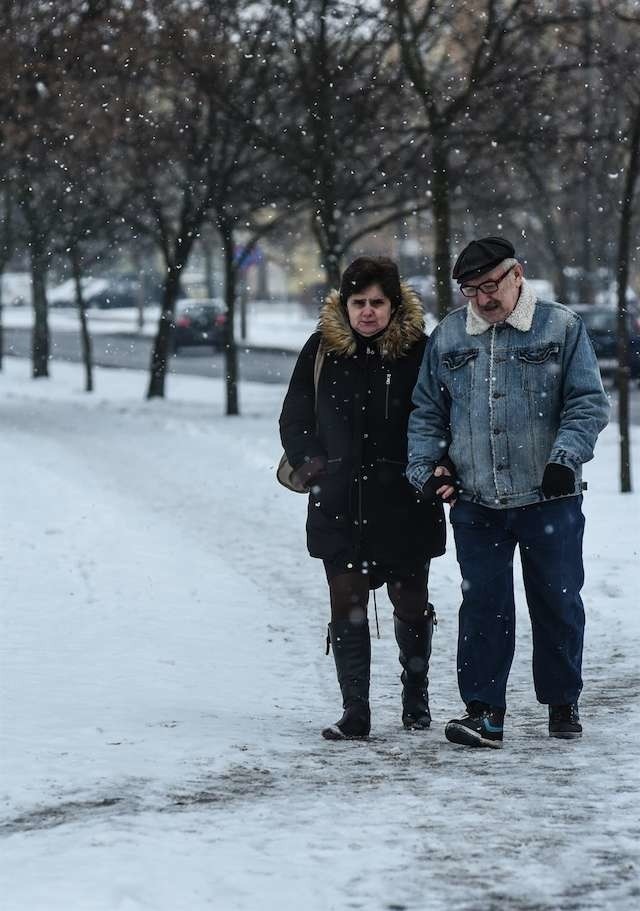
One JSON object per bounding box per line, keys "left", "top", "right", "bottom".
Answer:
{"left": 450, "top": 496, "right": 586, "bottom": 709}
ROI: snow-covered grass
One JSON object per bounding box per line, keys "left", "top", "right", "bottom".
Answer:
{"left": 1, "top": 357, "right": 639, "bottom": 911}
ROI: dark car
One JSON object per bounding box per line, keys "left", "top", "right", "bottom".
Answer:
{"left": 573, "top": 305, "right": 640, "bottom": 380}
{"left": 170, "top": 299, "right": 227, "bottom": 353}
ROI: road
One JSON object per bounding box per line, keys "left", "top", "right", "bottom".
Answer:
{"left": 4, "top": 325, "right": 640, "bottom": 424}
{"left": 3, "top": 326, "right": 297, "bottom": 385}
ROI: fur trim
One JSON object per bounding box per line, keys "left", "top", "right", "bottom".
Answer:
{"left": 466, "top": 279, "right": 537, "bottom": 335}
{"left": 318, "top": 283, "right": 425, "bottom": 359}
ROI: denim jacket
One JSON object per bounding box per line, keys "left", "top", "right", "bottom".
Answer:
{"left": 407, "top": 281, "right": 610, "bottom": 508}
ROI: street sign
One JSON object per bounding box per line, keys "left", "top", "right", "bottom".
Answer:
{"left": 234, "top": 245, "right": 264, "bottom": 270}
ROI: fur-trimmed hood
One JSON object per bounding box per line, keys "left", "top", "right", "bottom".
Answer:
{"left": 318, "top": 283, "right": 425, "bottom": 360}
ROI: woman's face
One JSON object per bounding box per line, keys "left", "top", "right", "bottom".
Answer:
{"left": 346, "top": 282, "right": 392, "bottom": 336}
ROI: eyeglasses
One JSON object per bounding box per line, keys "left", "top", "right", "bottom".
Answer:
{"left": 459, "top": 264, "right": 516, "bottom": 298}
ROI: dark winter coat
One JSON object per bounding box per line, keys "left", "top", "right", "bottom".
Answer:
{"left": 279, "top": 286, "right": 446, "bottom": 572}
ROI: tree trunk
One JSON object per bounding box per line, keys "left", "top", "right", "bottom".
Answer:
{"left": 520, "top": 160, "right": 570, "bottom": 303}
{"left": 132, "top": 247, "right": 145, "bottom": 332}
{"left": 553, "top": 262, "right": 570, "bottom": 306}
{"left": 203, "top": 239, "right": 216, "bottom": 298}
{"left": 431, "top": 137, "right": 453, "bottom": 320}
{"left": 70, "top": 245, "right": 94, "bottom": 393}
{"left": 543, "top": 226, "right": 570, "bottom": 304}
{"left": 239, "top": 276, "right": 248, "bottom": 341}
{"left": 615, "top": 103, "right": 640, "bottom": 494}
{"left": 256, "top": 255, "right": 269, "bottom": 300}
{"left": 30, "top": 241, "right": 49, "bottom": 379}
{"left": 314, "top": 219, "right": 342, "bottom": 290}
{"left": 147, "top": 264, "right": 182, "bottom": 399}
{"left": 323, "top": 252, "right": 342, "bottom": 292}
{"left": 221, "top": 226, "right": 240, "bottom": 416}
{"left": 0, "top": 185, "right": 13, "bottom": 372}
{"left": 0, "top": 275, "right": 4, "bottom": 371}
{"left": 323, "top": 242, "right": 342, "bottom": 291}
{"left": 578, "top": 0, "right": 595, "bottom": 306}
{"left": 313, "top": 196, "right": 342, "bottom": 290}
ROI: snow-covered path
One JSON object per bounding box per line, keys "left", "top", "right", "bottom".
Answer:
{"left": 1, "top": 359, "right": 639, "bottom": 911}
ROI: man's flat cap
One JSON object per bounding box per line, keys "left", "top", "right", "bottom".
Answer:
{"left": 452, "top": 236, "right": 515, "bottom": 283}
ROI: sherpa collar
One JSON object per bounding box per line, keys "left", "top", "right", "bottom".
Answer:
{"left": 318, "top": 283, "right": 425, "bottom": 360}
{"left": 465, "top": 279, "right": 537, "bottom": 335}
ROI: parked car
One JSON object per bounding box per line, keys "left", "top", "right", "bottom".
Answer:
{"left": 170, "top": 298, "right": 227, "bottom": 353}
{"left": 573, "top": 304, "right": 640, "bottom": 380}
{"left": 49, "top": 275, "right": 163, "bottom": 309}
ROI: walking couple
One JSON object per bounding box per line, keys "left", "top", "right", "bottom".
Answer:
{"left": 279, "top": 238, "right": 609, "bottom": 748}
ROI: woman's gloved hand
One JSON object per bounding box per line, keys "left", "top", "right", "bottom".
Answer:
{"left": 293, "top": 455, "right": 328, "bottom": 490}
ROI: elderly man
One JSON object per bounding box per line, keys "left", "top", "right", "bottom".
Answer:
{"left": 407, "top": 236, "right": 609, "bottom": 748}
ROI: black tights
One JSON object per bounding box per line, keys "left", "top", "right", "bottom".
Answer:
{"left": 327, "top": 569, "right": 429, "bottom": 626}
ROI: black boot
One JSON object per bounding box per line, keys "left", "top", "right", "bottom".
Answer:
{"left": 549, "top": 703, "right": 582, "bottom": 739}
{"left": 322, "top": 619, "right": 371, "bottom": 740}
{"left": 394, "top": 605, "right": 435, "bottom": 730}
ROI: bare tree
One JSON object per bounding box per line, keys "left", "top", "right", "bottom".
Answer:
{"left": 103, "top": 1, "right": 290, "bottom": 406}
{"left": 255, "top": 0, "right": 423, "bottom": 288}
{"left": 0, "top": 0, "right": 117, "bottom": 378}
{"left": 610, "top": 2, "right": 640, "bottom": 493}
{"left": 388, "top": 0, "right": 589, "bottom": 317}
{"left": 0, "top": 184, "right": 14, "bottom": 370}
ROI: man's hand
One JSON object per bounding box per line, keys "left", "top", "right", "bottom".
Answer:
{"left": 422, "top": 465, "right": 458, "bottom": 504}
{"left": 541, "top": 463, "right": 575, "bottom": 498}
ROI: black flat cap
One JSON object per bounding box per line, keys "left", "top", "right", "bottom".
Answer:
{"left": 452, "top": 236, "right": 515, "bottom": 283}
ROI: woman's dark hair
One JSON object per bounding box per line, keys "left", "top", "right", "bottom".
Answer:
{"left": 339, "top": 256, "right": 402, "bottom": 310}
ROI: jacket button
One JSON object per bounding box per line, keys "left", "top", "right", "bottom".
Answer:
{"left": 500, "top": 497, "right": 508, "bottom": 505}
{"left": 493, "top": 428, "right": 501, "bottom": 435}
{"left": 492, "top": 392, "right": 502, "bottom": 399}
{"left": 496, "top": 464, "right": 504, "bottom": 471}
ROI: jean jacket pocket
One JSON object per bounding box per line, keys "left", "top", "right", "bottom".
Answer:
{"left": 441, "top": 348, "right": 479, "bottom": 399}
{"left": 517, "top": 343, "right": 560, "bottom": 392}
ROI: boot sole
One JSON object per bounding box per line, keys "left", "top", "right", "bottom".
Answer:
{"left": 321, "top": 725, "right": 369, "bottom": 741}
{"left": 549, "top": 730, "right": 582, "bottom": 739}
{"left": 445, "top": 722, "right": 503, "bottom": 749}
{"left": 403, "top": 719, "right": 431, "bottom": 730}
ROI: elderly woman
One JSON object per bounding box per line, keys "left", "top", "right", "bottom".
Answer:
{"left": 279, "top": 257, "right": 447, "bottom": 740}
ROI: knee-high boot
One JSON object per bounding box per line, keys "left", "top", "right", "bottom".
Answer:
{"left": 394, "top": 605, "right": 435, "bottom": 729}
{"left": 322, "top": 618, "right": 371, "bottom": 740}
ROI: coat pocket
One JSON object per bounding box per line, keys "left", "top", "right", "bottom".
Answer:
{"left": 308, "top": 457, "right": 349, "bottom": 518}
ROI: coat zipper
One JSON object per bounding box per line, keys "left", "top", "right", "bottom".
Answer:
{"left": 385, "top": 372, "right": 391, "bottom": 420}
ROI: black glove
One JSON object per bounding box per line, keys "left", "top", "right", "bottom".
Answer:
{"left": 541, "top": 463, "right": 575, "bottom": 498}
{"left": 293, "top": 455, "right": 327, "bottom": 490}
{"left": 422, "top": 472, "right": 462, "bottom": 503}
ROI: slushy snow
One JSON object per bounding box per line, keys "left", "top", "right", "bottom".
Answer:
{"left": 1, "top": 357, "right": 639, "bottom": 911}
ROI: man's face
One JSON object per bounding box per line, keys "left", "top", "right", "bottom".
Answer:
{"left": 346, "top": 282, "right": 392, "bottom": 336}
{"left": 461, "top": 262, "right": 523, "bottom": 324}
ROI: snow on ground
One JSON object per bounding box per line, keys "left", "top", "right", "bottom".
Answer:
{"left": 1, "top": 357, "right": 639, "bottom": 911}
